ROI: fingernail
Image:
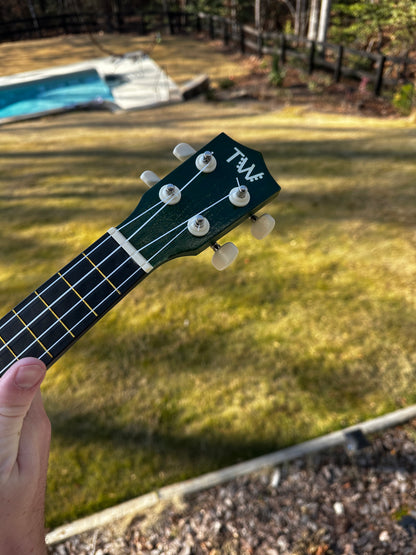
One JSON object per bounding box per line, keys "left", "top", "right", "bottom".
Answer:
{"left": 15, "top": 363, "right": 46, "bottom": 389}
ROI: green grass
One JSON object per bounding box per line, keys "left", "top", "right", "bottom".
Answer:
{"left": 0, "top": 35, "right": 415, "bottom": 528}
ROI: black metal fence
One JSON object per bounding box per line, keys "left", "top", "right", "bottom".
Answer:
{"left": 1, "top": 10, "right": 414, "bottom": 97}
{"left": 195, "top": 13, "right": 415, "bottom": 97}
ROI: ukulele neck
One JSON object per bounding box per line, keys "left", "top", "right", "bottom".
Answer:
{"left": 0, "top": 230, "right": 148, "bottom": 377}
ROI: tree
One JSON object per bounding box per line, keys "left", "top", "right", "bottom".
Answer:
{"left": 307, "top": 0, "right": 320, "bottom": 40}
{"left": 330, "top": 0, "right": 416, "bottom": 55}
{"left": 255, "top": 0, "right": 261, "bottom": 28}
{"left": 317, "top": 0, "right": 331, "bottom": 43}
{"left": 294, "top": 0, "right": 308, "bottom": 36}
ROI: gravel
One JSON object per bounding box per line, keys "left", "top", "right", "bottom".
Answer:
{"left": 48, "top": 420, "right": 416, "bottom": 554}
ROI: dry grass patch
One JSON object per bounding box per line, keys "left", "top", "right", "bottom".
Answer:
{"left": 0, "top": 36, "right": 415, "bottom": 527}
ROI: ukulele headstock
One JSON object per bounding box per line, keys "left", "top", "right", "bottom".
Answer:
{"left": 113, "top": 133, "right": 281, "bottom": 272}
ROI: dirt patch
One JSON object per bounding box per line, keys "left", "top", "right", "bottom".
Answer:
{"left": 209, "top": 48, "right": 400, "bottom": 119}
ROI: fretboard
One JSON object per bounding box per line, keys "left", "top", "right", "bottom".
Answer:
{"left": 0, "top": 231, "right": 147, "bottom": 377}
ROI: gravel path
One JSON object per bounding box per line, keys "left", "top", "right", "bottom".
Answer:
{"left": 48, "top": 420, "right": 416, "bottom": 554}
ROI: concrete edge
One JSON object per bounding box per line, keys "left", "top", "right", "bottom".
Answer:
{"left": 46, "top": 404, "right": 416, "bottom": 545}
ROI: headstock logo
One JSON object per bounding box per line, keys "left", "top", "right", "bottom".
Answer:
{"left": 226, "top": 147, "right": 264, "bottom": 182}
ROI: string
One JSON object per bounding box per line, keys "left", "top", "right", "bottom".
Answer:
{"left": 2, "top": 218, "right": 202, "bottom": 371}
{"left": 3, "top": 265, "right": 144, "bottom": 372}
{"left": 0, "top": 160, "right": 207, "bottom": 337}
{"left": 41, "top": 223, "right": 195, "bottom": 362}
{"left": 0, "top": 159, "right": 209, "bottom": 336}
{"left": 1, "top": 162, "right": 228, "bottom": 366}
{"left": 144, "top": 193, "right": 229, "bottom": 255}
{"left": 117, "top": 161, "right": 208, "bottom": 243}
{"left": 0, "top": 199, "right": 162, "bottom": 334}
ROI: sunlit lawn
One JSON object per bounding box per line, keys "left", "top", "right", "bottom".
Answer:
{"left": 0, "top": 34, "right": 415, "bottom": 528}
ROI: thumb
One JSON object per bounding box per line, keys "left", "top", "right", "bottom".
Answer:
{"left": 0, "top": 358, "right": 47, "bottom": 476}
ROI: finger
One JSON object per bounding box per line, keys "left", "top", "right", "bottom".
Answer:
{"left": 0, "top": 358, "right": 47, "bottom": 477}
{"left": 18, "top": 388, "right": 51, "bottom": 477}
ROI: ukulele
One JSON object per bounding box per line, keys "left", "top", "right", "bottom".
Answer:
{"left": 0, "top": 133, "right": 280, "bottom": 377}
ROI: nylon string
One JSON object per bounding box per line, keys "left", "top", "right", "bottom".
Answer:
{"left": 0, "top": 161, "right": 208, "bottom": 337}
{"left": 1, "top": 161, "right": 229, "bottom": 370}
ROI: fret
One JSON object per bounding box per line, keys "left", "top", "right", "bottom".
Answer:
{"left": 32, "top": 274, "right": 97, "bottom": 338}
{"left": 0, "top": 330, "right": 19, "bottom": 369}
{"left": 12, "top": 309, "right": 53, "bottom": 359}
{"left": 0, "top": 304, "right": 54, "bottom": 369}
{"left": 0, "top": 233, "right": 148, "bottom": 377}
{"left": 35, "top": 292, "right": 75, "bottom": 338}
{"left": 58, "top": 272, "right": 99, "bottom": 317}
{"left": 84, "top": 235, "right": 142, "bottom": 295}
{"left": 82, "top": 253, "right": 121, "bottom": 295}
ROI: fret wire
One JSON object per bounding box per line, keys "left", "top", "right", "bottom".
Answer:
{"left": 0, "top": 242, "right": 125, "bottom": 355}
{"left": 35, "top": 291, "right": 75, "bottom": 338}
{"left": 0, "top": 162, "right": 210, "bottom": 366}
{"left": 1, "top": 188, "right": 226, "bottom": 363}
{"left": 0, "top": 333, "right": 18, "bottom": 359}
{"left": 82, "top": 253, "right": 121, "bottom": 295}
{"left": 58, "top": 272, "right": 98, "bottom": 317}
{"left": 0, "top": 249, "right": 126, "bottom": 363}
{"left": 0, "top": 196, "right": 162, "bottom": 335}
{"left": 0, "top": 162, "right": 205, "bottom": 338}
{"left": 2, "top": 252, "right": 140, "bottom": 367}
{"left": 38, "top": 267, "right": 144, "bottom": 362}
{"left": 1, "top": 264, "right": 144, "bottom": 375}
{"left": 12, "top": 309, "right": 53, "bottom": 359}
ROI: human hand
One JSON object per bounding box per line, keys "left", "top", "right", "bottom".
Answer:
{"left": 0, "top": 358, "right": 51, "bottom": 554}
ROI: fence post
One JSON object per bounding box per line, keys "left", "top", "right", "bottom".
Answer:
{"left": 209, "top": 15, "right": 214, "bottom": 39}
{"left": 374, "top": 54, "right": 386, "bottom": 96}
{"left": 401, "top": 53, "right": 409, "bottom": 79}
{"left": 257, "top": 29, "right": 263, "bottom": 57}
{"left": 308, "top": 40, "right": 316, "bottom": 74}
{"left": 334, "top": 44, "right": 343, "bottom": 82}
{"left": 223, "top": 18, "right": 230, "bottom": 46}
{"left": 167, "top": 11, "right": 175, "bottom": 35}
{"left": 239, "top": 25, "right": 245, "bottom": 54}
{"left": 195, "top": 13, "right": 201, "bottom": 33}
{"left": 280, "top": 34, "right": 286, "bottom": 64}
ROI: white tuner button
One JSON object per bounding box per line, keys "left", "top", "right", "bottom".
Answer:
{"left": 187, "top": 215, "right": 210, "bottom": 236}
{"left": 140, "top": 170, "right": 161, "bottom": 188}
{"left": 211, "top": 242, "right": 239, "bottom": 271}
{"left": 173, "top": 143, "right": 196, "bottom": 161}
{"left": 251, "top": 214, "right": 276, "bottom": 240}
{"left": 196, "top": 151, "right": 217, "bottom": 173}
{"left": 229, "top": 185, "right": 250, "bottom": 207}
{"left": 159, "top": 184, "right": 181, "bottom": 205}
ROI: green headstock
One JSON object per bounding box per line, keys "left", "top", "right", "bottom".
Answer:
{"left": 112, "top": 133, "right": 281, "bottom": 272}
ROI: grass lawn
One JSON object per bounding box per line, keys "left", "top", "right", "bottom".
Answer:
{"left": 0, "top": 34, "right": 415, "bottom": 528}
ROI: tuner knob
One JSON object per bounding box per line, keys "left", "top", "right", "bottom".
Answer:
{"left": 140, "top": 170, "right": 161, "bottom": 188}
{"left": 211, "top": 242, "right": 239, "bottom": 271}
{"left": 250, "top": 214, "right": 276, "bottom": 240}
{"left": 188, "top": 215, "right": 210, "bottom": 236}
{"left": 173, "top": 142, "right": 196, "bottom": 161}
{"left": 196, "top": 151, "right": 217, "bottom": 173}
{"left": 159, "top": 183, "right": 181, "bottom": 205}
{"left": 229, "top": 185, "right": 250, "bottom": 207}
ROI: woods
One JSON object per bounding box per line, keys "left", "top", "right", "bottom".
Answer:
{"left": 1, "top": 1, "right": 416, "bottom": 60}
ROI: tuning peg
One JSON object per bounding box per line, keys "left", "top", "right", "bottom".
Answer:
{"left": 250, "top": 214, "right": 276, "bottom": 240}
{"left": 140, "top": 170, "right": 160, "bottom": 187}
{"left": 229, "top": 181, "right": 250, "bottom": 207}
{"left": 196, "top": 151, "right": 217, "bottom": 173}
{"left": 173, "top": 143, "right": 196, "bottom": 161}
{"left": 211, "top": 242, "right": 239, "bottom": 271}
{"left": 140, "top": 170, "right": 161, "bottom": 188}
